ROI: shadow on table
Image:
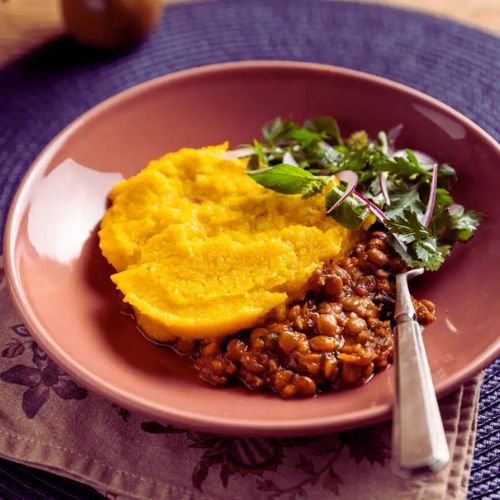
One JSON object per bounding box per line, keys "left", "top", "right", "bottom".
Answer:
{"left": 1, "top": 35, "right": 136, "bottom": 75}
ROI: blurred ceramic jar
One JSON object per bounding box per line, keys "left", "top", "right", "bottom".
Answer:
{"left": 62, "top": 0, "right": 162, "bottom": 48}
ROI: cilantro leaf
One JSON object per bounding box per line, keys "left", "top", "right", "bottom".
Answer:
{"left": 384, "top": 184, "right": 425, "bottom": 219}
{"left": 431, "top": 204, "right": 484, "bottom": 245}
{"left": 385, "top": 208, "right": 443, "bottom": 271}
{"left": 384, "top": 209, "right": 426, "bottom": 243}
{"left": 414, "top": 239, "right": 444, "bottom": 271}
{"left": 449, "top": 209, "right": 483, "bottom": 242}
{"left": 388, "top": 154, "right": 429, "bottom": 177}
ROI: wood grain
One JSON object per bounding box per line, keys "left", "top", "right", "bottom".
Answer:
{"left": 0, "top": 0, "right": 498, "bottom": 68}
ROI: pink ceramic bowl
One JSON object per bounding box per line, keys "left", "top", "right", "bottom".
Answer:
{"left": 4, "top": 61, "right": 500, "bottom": 437}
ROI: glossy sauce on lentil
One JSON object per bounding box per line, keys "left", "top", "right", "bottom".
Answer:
{"left": 171, "top": 230, "right": 436, "bottom": 397}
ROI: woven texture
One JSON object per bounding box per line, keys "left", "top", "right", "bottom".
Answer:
{"left": 0, "top": 0, "right": 498, "bottom": 497}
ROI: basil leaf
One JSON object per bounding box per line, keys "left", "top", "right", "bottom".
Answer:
{"left": 247, "top": 164, "right": 328, "bottom": 197}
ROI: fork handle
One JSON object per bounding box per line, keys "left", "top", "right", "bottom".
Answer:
{"left": 392, "top": 320, "right": 450, "bottom": 476}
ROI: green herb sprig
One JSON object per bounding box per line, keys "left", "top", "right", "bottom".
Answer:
{"left": 243, "top": 116, "right": 483, "bottom": 271}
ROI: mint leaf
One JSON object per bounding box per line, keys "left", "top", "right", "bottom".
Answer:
{"left": 247, "top": 164, "right": 328, "bottom": 197}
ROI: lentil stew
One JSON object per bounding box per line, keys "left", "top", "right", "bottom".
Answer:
{"left": 166, "top": 230, "right": 436, "bottom": 397}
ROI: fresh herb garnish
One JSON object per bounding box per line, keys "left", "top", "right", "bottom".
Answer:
{"left": 247, "top": 164, "right": 329, "bottom": 198}
{"left": 325, "top": 185, "right": 370, "bottom": 230}
{"left": 384, "top": 208, "right": 445, "bottom": 271}
{"left": 241, "top": 116, "right": 483, "bottom": 271}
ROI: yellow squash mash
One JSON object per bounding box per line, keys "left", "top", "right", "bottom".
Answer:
{"left": 99, "top": 144, "right": 356, "bottom": 341}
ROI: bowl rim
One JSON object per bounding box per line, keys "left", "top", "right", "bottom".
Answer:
{"left": 3, "top": 60, "right": 500, "bottom": 436}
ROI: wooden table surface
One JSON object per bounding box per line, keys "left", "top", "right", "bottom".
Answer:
{"left": 0, "top": 0, "right": 498, "bottom": 68}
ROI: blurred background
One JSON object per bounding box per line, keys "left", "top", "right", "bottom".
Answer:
{"left": 0, "top": 1, "right": 499, "bottom": 499}
{"left": 1, "top": 0, "right": 499, "bottom": 66}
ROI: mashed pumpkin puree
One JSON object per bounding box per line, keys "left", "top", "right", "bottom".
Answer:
{"left": 99, "top": 145, "right": 357, "bottom": 341}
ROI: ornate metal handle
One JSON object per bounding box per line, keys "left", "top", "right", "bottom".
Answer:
{"left": 391, "top": 269, "right": 450, "bottom": 476}
{"left": 392, "top": 319, "right": 450, "bottom": 475}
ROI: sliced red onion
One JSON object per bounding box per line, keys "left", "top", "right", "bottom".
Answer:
{"left": 335, "top": 169, "right": 358, "bottom": 186}
{"left": 353, "top": 191, "right": 409, "bottom": 251}
{"left": 283, "top": 151, "right": 299, "bottom": 167}
{"left": 422, "top": 164, "right": 438, "bottom": 227}
{"left": 447, "top": 203, "right": 462, "bottom": 216}
{"left": 379, "top": 171, "right": 391, "bottom": 206}
{"left": 224, "top": 148, "right": 254, "bottom": 159}
{"left": 353, "top": 191, "right": 387, "bottom": 221}
{"left": 326, "top": 170, "right": 359, "bottom": 213}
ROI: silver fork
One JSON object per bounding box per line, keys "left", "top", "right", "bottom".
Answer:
{"left": 391, "top": 268, "right": 450, "bottom": 476}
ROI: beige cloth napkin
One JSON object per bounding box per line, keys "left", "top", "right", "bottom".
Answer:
{"left": 0, "top": 258, "right": 481, "bottom": 499}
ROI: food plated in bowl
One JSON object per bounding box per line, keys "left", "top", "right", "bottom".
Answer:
{"left": 4, "top": 62, "right": 500, "bottom": 436}
{"left": 99, "top": 117, "right": 480, "bottom": 398}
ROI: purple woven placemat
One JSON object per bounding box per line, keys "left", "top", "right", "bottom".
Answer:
{"left": 0, "top": 0, "right": 498, "bottom": 497}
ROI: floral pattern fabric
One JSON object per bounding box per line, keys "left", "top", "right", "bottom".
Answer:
{"left": 1, "top": 325, "right": 87, "bottom": 418}
{"left": 0, "top": 261, "right": 480, "bottom": 499}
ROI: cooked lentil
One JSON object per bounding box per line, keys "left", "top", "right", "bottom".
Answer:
{"left": 172, "top": 231, "right": 436, "bottom": 397}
